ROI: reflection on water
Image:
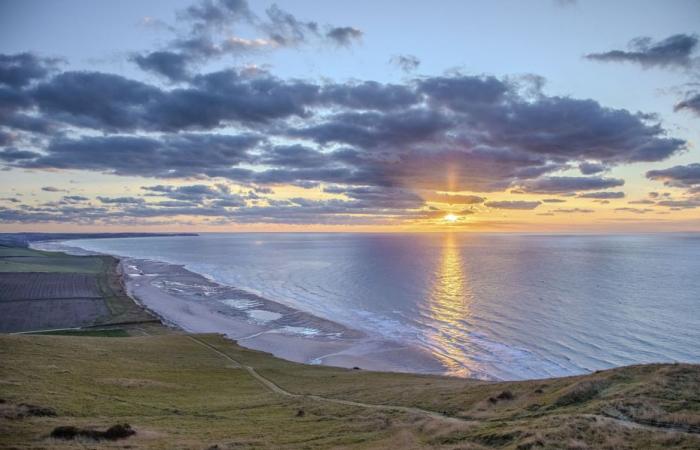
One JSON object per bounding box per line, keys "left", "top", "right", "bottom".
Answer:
{"left": 425, "top": 234, "right": 479, "bottom": 376}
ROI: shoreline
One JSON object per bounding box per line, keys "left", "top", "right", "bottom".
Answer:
{"left": 32, "top": 240, "right": 448, "bottom": 375}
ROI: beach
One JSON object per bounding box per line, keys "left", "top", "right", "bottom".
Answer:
{"left": 120, "top": 257, "right": 446, "bottom": 374}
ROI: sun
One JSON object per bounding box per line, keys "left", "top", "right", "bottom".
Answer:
{"left": 444, "top": 213, "right": 458, "bottom": 223}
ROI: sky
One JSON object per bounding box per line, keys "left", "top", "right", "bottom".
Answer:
{"left": 0, "top": 0, "right": 699, "bottom": 232}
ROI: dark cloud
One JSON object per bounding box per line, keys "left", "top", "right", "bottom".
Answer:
{"left": 149, "top": 69, "right": 320, "bottom": 130}
{"left": 646, "top": 163, "right": 700, "bottom": 190}
{"left": 0, "top": 148, "right": 41, "bottom": 161}
{"left": 262, "top": 4, "right": 319, "bottom": 46}
{"left": 180, "top": 0, "right": 252, "bottom": 31}
{"left": 0, "top": 130, "right": 14, "bottom": 146}
{"left": 98, "top": 196, "right": 145, "bottom": 204}
{"left": 259, "top": 145, "right": 328, "bottom": 168}
{"left": 132, "top": 0, "right": 360, "bottom": 81}
{"left": 6, "top": 67, "right": 684, "bottom": 174}
{"left": 578, "top": 191, "right": 625, "bottom": 199}
{"left": 390, "top": 55, "right": 420, "bottom": 72}
{"left": 0, "top": 53, "right": 57, "bottom": 88}
{"left": 21, "top": 133, "right": 260, "bottom": 179}
{"left": 133, "top": 51, "right": 191, "bottom": 81}
{"left": 320, "top": 81, "right": 419, "bottom": 111}
{"left": 32, "top": 71, "right": 162, "bottom": 132}
{"left": 290, "top": 108, "right": 451, "bottom": 149}
{"left": 579, "top": 161, "right": 607, "bottom": 175}
{"left": 518, "top": 176, "right": 625, "bottom": 194}
{"left": 63, "top": 195, "right": 89, "bottom": 202}
{"left": 322, "top": 186, "right": 424, "bottom": 210}
{"left": 675, "top": 93, "right": 700, "bottom": 116}
{"left": 586, "top": 34, "right": 699, "bottom": 68}
{"left": 142, "top": 183, "right": 245, "bottom": 207}
{"left": 326, "top": 27, "right": 363, "bottom": 46}
{"left": 41, "top": 186, "right": 66, "bottom": 192}
{"left": 485, "top": 200, "right": 541, "bottom": 210}
{"left": 541, "top": 198, "right": 566, "bottom": 203}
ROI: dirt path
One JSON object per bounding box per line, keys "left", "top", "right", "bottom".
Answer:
{"left": 187, "top": 335, "right": 470, "bottom": 425}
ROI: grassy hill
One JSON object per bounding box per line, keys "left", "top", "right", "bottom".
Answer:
{"left": 1, "top": 242, "right": 699, "bottom": 448}
{"left": 1, "top": 333, "right": 699, "bottom": 449}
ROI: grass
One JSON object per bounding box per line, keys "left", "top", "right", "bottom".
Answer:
{"left": 0, "top": 245, "right": 104, "bottom": 273}
{"left": 1, "top": 333, "right": 699, "bottom": 449}
{"left": 0, "top": 247, "right": 157, "bottom": 330}
{"left": 29, "top": 328, "right": 131, "bottom": 337}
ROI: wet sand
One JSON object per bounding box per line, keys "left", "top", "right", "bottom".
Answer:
{"left": 121, "top": 258, "right": 446, "bottom": 374}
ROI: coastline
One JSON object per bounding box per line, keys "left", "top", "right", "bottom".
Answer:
{"left": 31, "top": 240, "right": 447, "bottom": 374}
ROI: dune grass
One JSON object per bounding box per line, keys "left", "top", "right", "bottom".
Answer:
{"left": 1, "top": 333, "right": 699, "bottom": 449}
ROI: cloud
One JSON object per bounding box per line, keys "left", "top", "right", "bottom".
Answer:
{"left": 0, "top": 36, "right": 691, "bottom": 226}
{"left": 98, "top": 196, "right": 145, "bottom": 204}
{"left": 180, "top": 0, "right": 252, "bottom": 31}
{"left": 390, "top": 54, "right": 420, "bottom": 72}
{"left": 518, "top": 176, "right": 625, "bottom": 194}
{"left": 656, "top": 199, "right": 700, "bottom": 209}
{"left": 326, "top": 27, "right": 363, "bottom": 46}
{"left": 423, "top": 193, "right": 485, "bottom": 205}
{"left": 131, "top": 1, "right": 360, "bottom": 81}
{"left": 0, "top": 53, "right": 57, "bottom": 88}
{"left": 646, "top": 163, "right": 700, "bottom": 191}
{"left": 541, "top": 198, "right": 566, "bottom": 203}
{"left": 22, "top": 133, "right": 261, "bottom": 179}
{"left": 32, "top": 71, "right": 163, "bottom": 131}
{"left": 577, "top": 191, "right": 625, "bottom": 199}
{"left": 551, "top": 208, "right": 595, "bottom": 214}
{"left": 320, "top": 81, "right": 419, "bottom": 111}
{"left": 63, "top": 195, "right": 88, "bottom": 202}
{"left": 615, "top": 207, "right": 653, "bottom": 214}
{"left": 41, "top": 186, "right": 66, "bottom": 192}
{"left": 578, "top": 161, "right": 607, "bottom": 175}
{"left": 142, "top": 183, "right": 245, "bottom": 206}
{"left": 132, "top": 51, "right": 191, "bottom": 81}
{"left": 675, "top": 93, "right": 700, "bottom": 116}
{"left": 485, "top": 200, "right": 541, "bottom": 210}
{"left": 259, "top": 145, "right": 328, "bottom": 168}
{"left": 586, "top": 34, "right": 699, "bottom": 69}
{"left": 0, "top": 148, "right": 41, "bottom": 161}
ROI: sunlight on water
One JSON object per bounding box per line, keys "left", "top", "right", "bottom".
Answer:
{"left": 426, "top": 234, "right": 478, "bottom": 376}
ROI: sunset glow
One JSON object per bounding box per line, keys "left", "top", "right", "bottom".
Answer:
{"left": 0, "top": 1, "right": 698, "bottom": 233}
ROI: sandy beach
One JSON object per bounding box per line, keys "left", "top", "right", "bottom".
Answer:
{"left": 120, "top": 257, "right": 446, "bottom": 374}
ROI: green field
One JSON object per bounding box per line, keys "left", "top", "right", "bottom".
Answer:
{"left": 0, "top": 245, "right": 157, "bottom": 332}
{"left": 1, "top": 243, "right": 699, "bottom": 449}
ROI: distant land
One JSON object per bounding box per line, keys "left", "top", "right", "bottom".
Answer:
{"left": 0, "top": 232, "right": 198, "bottom": 248}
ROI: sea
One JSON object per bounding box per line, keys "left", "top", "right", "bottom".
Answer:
{"left": 51, "top": 233, "right": 700, "bottom": 380}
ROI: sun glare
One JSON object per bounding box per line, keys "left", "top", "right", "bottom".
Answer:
{"left": 444, "top": 213, "right": 458, "bottom": 223}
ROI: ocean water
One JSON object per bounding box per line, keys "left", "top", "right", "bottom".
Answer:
{"left": 63, "top": 233, "right": 700, "bottom": 380}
